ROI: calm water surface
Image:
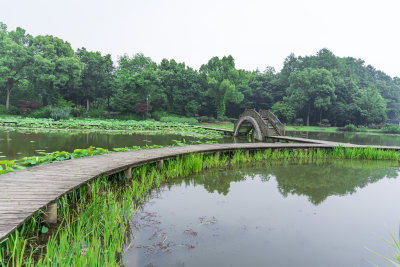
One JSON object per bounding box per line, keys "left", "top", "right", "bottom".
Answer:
{"left": 125, "top": 161, "right": 400, "bottom": 267}
{"left": 0, "top": 129, "right": 231, "bottom": 160}
{"left": 287, "top": 130, "right": 400, "bottom": 146}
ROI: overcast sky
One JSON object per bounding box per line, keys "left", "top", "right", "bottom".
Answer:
{"left": 1, "top": 0, "right": 399, "bottom": 77}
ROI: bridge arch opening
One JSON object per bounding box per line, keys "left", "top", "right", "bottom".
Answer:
{"left": 233, "top": 109, "right": 285, "bottom": 142}
{"left": 233, "top": 116, "right": 263, "bottom": 141}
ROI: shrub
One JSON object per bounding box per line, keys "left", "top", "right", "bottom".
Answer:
{"left": 160, "top": 116, "right": 198, "bottom": 125}
{"left": 217, "top": 116, "right": 234, "bottom": 122}
{"left": 134, "top": 103, "right": 152, "bottom": 117}
{"left": 341, "top": 124, "right": 357, "bottom": 132}
{"left": 28, "top": 106, "right": 52, "bottom": 118}
{"left": 197, "top": 116, "right": 216, "bottom": 123}
{"left": 81, "top": 109, "right": 106, "bottom": 118}
{"left": 368, "top": 124, "right": 382, "bottom": 129}
{"left": 318, "top": 119, "right": 331, "bottom": 127}
{"left": 28, "top": 106, "right": 71, "bottom": 120}
{"left": 49, "top": 106, "right": 71, "bottom": 120}
{"left": 71, "top": 106, "right": 86, "bottom": 117}
{"left": 55, "top": 98, "right": 74, "bottom": 108}
{"left": 115, "top": 114, "right": 141, "bottom": 121}
{"left": 294, "top": 118, "right": 304, "bottom": 126}
{"left": 381, "top": 124, "right": 400, "bottom": 134}
{"left": 152, "top": 111, "right": 168, "bottom": 121}
{"left": 0, "top": 104, "right": 18, "bottom": 115}
{"left": 357, "top": 125, "right": 368, "bottom": 132}
{"left": 17, "top": 100, "right": 42, "bottom": 114}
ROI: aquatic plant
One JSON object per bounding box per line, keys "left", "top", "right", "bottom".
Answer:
{"left": 368, "top": 225, "right": 400, "bottom": 266}
{"left": 160, "top": 116, "right": 198, "bottom": 124}
{"left": 0, "top": 116, "right": 223, "bottom": 138}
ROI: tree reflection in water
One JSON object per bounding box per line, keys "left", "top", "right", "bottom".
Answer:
{"left": 169, "top": 160, "right": 400, "bottom": 205}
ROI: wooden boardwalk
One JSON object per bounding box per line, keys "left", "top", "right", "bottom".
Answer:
{"left": 269, "top": 135, "right": 342, "bottom": 145}
{"left": 1, "top": 142, "right": 400, "bottom": 242}
{"left": 196, "top": 126, "right": 233, "bottom": 134}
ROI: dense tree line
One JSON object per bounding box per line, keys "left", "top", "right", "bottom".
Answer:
{"left": 1, "top": 22, "right": 399, "bottom": 125}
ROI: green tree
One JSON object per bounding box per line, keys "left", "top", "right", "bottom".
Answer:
{"left": 113, "top": 53, "right": 162, "bottom": 115}
{"left": 271, "top": 101, "right": 295, "bottom": 123}
{"left": 76, "top": 48, "right": 114, "bottom": 110}
{"left": 0, "top": 23, "right": 31, "bottom": 110}
{"left": 200, "top": 56, "right": 243, "bottom": 118}
{"left": 159, "top": 59, "right": 202, "bottom": 116}
{"left": 355, "top": 87, "right": 387, "bottom": 124}
{"left": 287, "top": 68, "right": 335, "bottom": 125}
{"left": 29, "top": 35, "right": 82, "bottom": 106}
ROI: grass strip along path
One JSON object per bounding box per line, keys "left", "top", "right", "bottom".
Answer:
{"left": 0, "top": 143, "right": 399, "bottom": 265}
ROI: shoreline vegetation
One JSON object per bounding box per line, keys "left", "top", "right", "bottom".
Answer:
{"left": 1, "top": 115, "right": 400, "bottom": 137}
{"left": 0, "top": 144, "right": 399, "bottom": 266}
{"left": 0, "top": 116, "right": 224, "bottom": 139}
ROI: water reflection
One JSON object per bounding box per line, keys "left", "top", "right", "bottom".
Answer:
{"left": 126, "top": 161, "right": 400, "bottom": 267}
{"left": 169, "top": 160, "right": 399, "bottom": 205}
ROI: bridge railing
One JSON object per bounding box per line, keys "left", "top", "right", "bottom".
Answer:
{"left": 259, "top": 110, "right": 285, "bottom": 136}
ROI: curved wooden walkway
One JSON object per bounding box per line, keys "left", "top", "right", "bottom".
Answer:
{"left": 1, "top": 142, "right": 400, "bottom": 242}
{"left": 269, "top": 135, "right": 344, "bottom": 145}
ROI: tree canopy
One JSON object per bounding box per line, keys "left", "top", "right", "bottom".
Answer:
{"left": 1, "top": 21, "right": 399, "bottom": 126}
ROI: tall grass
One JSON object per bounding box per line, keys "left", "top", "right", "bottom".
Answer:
{"left": 0, "top": 146, "right": 399, "bottom": 266}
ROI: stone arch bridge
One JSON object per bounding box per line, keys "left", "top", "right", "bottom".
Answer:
{"left": 234, "top": 109, "right": 285, "bottom": 141}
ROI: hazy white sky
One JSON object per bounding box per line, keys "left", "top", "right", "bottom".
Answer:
{"left": 1, "top": 0, "right": 400, "bottom": 77}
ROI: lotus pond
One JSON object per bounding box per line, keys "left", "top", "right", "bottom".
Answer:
{"left": 125, "top": 160, "right": 400, "bottom": 267}
{"left": 0, "top": 128, "right": 232, "bottom": 160}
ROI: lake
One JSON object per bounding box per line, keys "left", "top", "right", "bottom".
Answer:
{"left": 0, "top": 128, "right": 231, "bottom": 160}
{"left": 287, "top": 130, "right": 400, "bottom": 146}
{"left": 125, "top": 161, "right": 400, "bottom": 267}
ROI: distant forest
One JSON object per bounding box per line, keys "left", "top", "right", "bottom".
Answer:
{"left": 1, "top": 22, "right": 399, "bottom": 126}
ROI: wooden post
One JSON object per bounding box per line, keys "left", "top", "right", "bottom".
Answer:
{"left": 215, "top": 151, "right": 220, "bottom": 158}
{"left": 125, "top": 167, "right": 132, "bottom": 180}
{"left": 43, "top": 202, "right": 57, "bottom": 224}
{"left": 157, "top": 159, "right": 164, "bottom": 170}
{"left": 245, "top": 150, "right": 250, "bottom": 157}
